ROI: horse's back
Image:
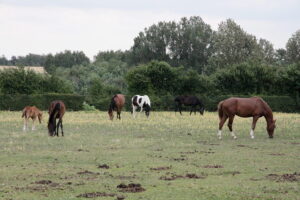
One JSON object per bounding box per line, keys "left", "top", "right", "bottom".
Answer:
{"left": 49, "top": 100, "right": 66, "bottom": 117}
{"left": 221, "top": 97, "right": 267, "bottom": 117}
{"left": 114, "top": 94, "right": 125, "bottom": 107}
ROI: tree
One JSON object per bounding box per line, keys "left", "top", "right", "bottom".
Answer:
{"left": 130, "top": 16, "right": 214, "bottom": 72}
{"left": 286, "top": 30, "right": 300, "bottom": 63}
{"left": 207, "top": 19, "right": 259, "bottom": 72}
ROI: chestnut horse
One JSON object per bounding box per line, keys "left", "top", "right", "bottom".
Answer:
{"left": 48, "top": 100, "right": 66, "bottom": 136}
{"left": 217, "top": 97, "right": 276, "bottom": 139}
{"left": 108, "top": 94, "right": 125, "bottom": 120}
{"left": 22, "top": 106, "right": 43, "bottom": 131}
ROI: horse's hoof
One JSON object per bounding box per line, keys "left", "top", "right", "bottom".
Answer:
{"left": 233, "top": 136, "right": 237, "bottom": 139}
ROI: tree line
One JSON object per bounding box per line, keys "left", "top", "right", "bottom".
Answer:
{"left": 0, "top": 17, "right": 299, "bottom": 106}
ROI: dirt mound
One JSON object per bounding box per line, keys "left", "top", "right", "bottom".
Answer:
{"left": 98, "top": 164, "right": 110, "bottom": 169}
{"left": 267, "top": 172, "right": 300, "bottom": 182}
{"left": 117, "top": 183, "right": 145, "bottom": 193}
{"left": 77, "top": 192, "right": 116, "bottom": 198}
{"left": 160, "top": 173, "right": 206, "bottom": 181}
{"left": 150, "top": 166, "right": 172, "bottom": 171}
{"left": 34, "top": 180, "right": 52, "bottom": 185}
{"left": 203, "top": 165, "right": 223, "bottom": 168}
{"left": 77, "top": 170, "right": 100, "bottom": 175}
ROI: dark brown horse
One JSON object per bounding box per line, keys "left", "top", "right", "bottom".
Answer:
{"left": 108, "top": 94, "right": 125, "bottom": 120}
{"left": 217, "top": 97, "right": 276, "bottom": 139}
{"left": 48, "top": 100, "right": 66, "bottom": 136}
{"left": 22, "top": 106, "right": 43, "bottom": 131}
{"left": 174, "top": 95, "right": 204, "bottom": 115}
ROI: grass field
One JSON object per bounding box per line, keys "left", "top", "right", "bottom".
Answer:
{"left": 0, "top": 111, "right": 299, "bottom": 200}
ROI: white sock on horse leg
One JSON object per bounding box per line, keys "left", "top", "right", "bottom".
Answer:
{"left": 23, "top": 124, "right": 26, "bottom": 131}
{"left": 250, "top": 129, "right": 255, "bottom": 139}
{"left": 217, "top": 130, "right": 222, "bottom": 139}
{"left": 230, "top": 131, "right": 237, "bottom": 139}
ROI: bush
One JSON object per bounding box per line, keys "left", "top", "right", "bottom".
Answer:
{"left": 82, "top": 101, "right": 97, "bottom": 111}
{"left": 0, "top": 93, "right": 84, "bottom": 111}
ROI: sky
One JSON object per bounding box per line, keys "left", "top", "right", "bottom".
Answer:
{"left": 0, "top": 0, "right": 299, "bottom": 60}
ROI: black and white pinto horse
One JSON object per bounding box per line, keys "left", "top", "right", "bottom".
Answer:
{"left": 174, "top": 95, "right": 205, "bottom": 115}
{"left": 131, "top": 95, "right": 151, "bottom": 118}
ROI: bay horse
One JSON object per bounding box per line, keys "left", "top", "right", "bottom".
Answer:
{"left": 48, "top": 100, "right": 66, "bottom": 137}
{"left": 22, "top": 106, "right": 43, "bottom": 131}
{"left": 174, "top": 95, "right": 205, "bottom": 115}
{"left": 217, "top": 97, "right": 276, "bottom": 139}
{"left": 131, "top": 95, "right": 151, "bottom": 118}
{"left": 108, "top": 94, "right": 125, "bottom": 120}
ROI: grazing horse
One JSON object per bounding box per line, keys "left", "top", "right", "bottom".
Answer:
{"left": 174, "top": 96, "right": 205, "bottom": 115}
{"left": 48, "top": 100, "right": 66, "bottom": 137}
{"left": 22, "top": 106, "right": 43, "bottom": 131}
{"left": 108, "top": 94, "right": 125, "bottom": 120}
{"left": 217, "top": 97, "right": 276, "bottom": 139}
{"left": 131, "top": 95, "right": 151, "bottom": 118}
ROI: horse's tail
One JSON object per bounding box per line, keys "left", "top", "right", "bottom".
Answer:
{"left": 217, "top": 101, "right": 224, "bottom": 119}
{"left": 48, "top": 103, "right": 60, "bottom": 135}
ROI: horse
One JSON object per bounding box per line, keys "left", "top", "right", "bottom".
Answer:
{"left": 48, "top": 100, "right": 66, "bottom": 137}
{"left": 174, "top": 95, "right": 205, "bottom": 115}
{"left": 108, "top": 94, "right": 125, "bottom": 120}
{"left": 131, "top": 95, "right": 151, "bottom": 118}
{"left": 22, "top": 106, "right": 43, "bottom": 131}
{"left": 217, "top": 97, "right": 276, "bottom": 139}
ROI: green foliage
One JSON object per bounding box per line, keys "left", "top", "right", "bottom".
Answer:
{"left": 131, "top": 16, "right": 213, "bottom": 72}
{"left": 82, "top": 101, "right": 97, "bottom": 111}
{"left": 286, "top": 30, "right": 300, "bottom": 63}
{"left": 44, "top": 50, "right": 90, "bottom": 72}
{"left": 0, "top": 68, "right": 72, "bottom": 94}
{"left": 0, "top": 93, "right": 84, "bottom": 111}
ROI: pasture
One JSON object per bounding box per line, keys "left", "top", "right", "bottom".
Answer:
{"left": 0, "top": 111, "right": 299, "bottom": 200}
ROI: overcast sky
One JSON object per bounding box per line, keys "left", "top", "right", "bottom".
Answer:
{"left": 1, "top": 0, "right": 299, "bottom": 59}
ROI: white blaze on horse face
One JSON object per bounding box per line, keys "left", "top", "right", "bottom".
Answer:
{"left": 230, "top": 132, "right": 237, "bottom": 139}
{"left": 250, "top": 129, "right": 255, "bottom": 139}
{"left": 217, "top": 130, "right": 222, "bottom": 139}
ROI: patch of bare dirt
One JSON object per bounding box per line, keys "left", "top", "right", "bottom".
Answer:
{"left": 117, "top": 183, "right": 145, "bottom": 193}
{"left": 269, "top": 153, "right": 285, "bottom": 156}
{"left": 97, "top": 164, "right": 110, "bottom": 169}
{"left": 237, "top": 144, "right": 258, "bottom": 149}
{"left": 180, "top": 150, "right": 198, "bottom": 154}
{"left": 76, "top": 192, "right": 116, "bottom": 198}
{"left": 77, "top": 149, "right": 89, "bottom": 152}
{"left": 203, "top": 165, "right": 223, "bottom": 168}
{"left": 290, "top": 142, "right": 300, "bottom": 145}
{"left": 160, "top": 173, "right": 206, "bottom": 181}
{"left": 266, "top": 172, "right": 300, "bottom": 182}
{"left": 77, "top": 170, "right": 100, "bottom": 175}
{"left": 150, "top": 166, "right": 172, "bottom": 171}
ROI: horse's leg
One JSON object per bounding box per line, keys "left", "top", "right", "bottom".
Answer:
{"left": 179, "top": 104, "right": 182, "bottom": 115}
{"left": 227, "top": 116, "right": 237, "bottom": 139}
{"left": 250, "top": 116, "right": 259, "bottom": 139}
{"left": 55, "top": 119, "right": 59, "bottom": 137}
{"left": 32, "top": 118, "right": 36, "bottom": 131}
{"left": 60, "top": 119, "right": 64, "bottom": 137}
{"left": 190, "top": 106, "right": 194, "bottom": 115}
{"left": 117, "top": 111, "right": 121, "bottom": 120}
{"left": 23, "top": 117, "right": 28, "bottom": 131}
{"left": 218, "top": 115, "right": 228, "bottom": 139}
{"left": 132, "top": 105, "right": 137, "bottom": 118}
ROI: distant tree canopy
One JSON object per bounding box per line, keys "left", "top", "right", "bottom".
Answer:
{"left": 44, "top": 50, "right": 90, "bottom": 72}
{"left": 1, "top": 17, "right": 299, "bottom": 102}
{"left": 0, "top": 68, "right": 72, "bottom": 94}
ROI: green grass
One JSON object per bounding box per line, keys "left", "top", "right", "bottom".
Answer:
{"left": 0, "top": 111, "right": 299, "bottom": 200}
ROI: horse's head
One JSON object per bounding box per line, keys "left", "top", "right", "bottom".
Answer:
{"left": 267, "top": 119, "right": 276, "bottom": 138}
{"left": 199, "top": 107, "right": 205, "bottom": 115}
{"left": 144, "top": 104, "right": 151, "bottom": 118}
{"left": 108, "top": 108, "right": 114, "bottom": 120}
{"left": 38, "top": 112, "right": 43, "bottom": 123}
{"left": 48, "top": 121, "right": 55, "bottom": 136}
